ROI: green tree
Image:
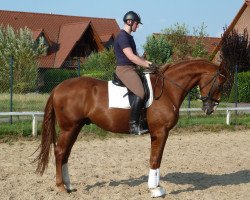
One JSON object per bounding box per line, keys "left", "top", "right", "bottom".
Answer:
{"left": 82, "top": 47, "right": 116, "bottom": 80}
{"left": 0, "top": 25, "right": 46, "bottom": 93}
{"left": 162, "top": 23, "right": 192, "bottom": 61}
{"left": 161, "top": 23, "right": 209, "bottom": 61}
{"left": 191, "top": 23, "right": 209, "bottom": 58}
{"left": 143, "top": 34, "right": 172, "bottom": 64}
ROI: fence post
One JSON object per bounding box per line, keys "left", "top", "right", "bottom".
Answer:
{"left": 32, "top": 114, "right": 38, "bottom": 136}
{"left": 9, "top": 57, "right": 14, "bottom": 124}
{"left": 226, "top": 110, "right": 231, "bottom": 125}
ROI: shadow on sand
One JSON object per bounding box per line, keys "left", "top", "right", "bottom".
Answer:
{"left": 85, "top": 170, "right": 250, "bottom": 193}
{"left": 162, "top": 170, "right": 250, "bottom": 194}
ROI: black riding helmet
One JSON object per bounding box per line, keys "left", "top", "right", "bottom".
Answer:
{"left": 123, "top": 11, "right": 142, "bottom": 25}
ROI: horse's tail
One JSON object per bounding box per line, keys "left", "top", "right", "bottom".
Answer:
{"left": 34, "top": 92, "right": 57, "bottom": 175}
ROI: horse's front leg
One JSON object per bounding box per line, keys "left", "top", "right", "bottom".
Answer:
{"left": 148, "top": 128, "right": 169, "bottom": 197}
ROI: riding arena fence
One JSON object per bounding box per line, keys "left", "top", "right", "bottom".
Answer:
{"left": 0, "top": 107, "right": 249, "bottom": 137}
{"left": 1, "top": 58, "right": 249, "bottom": 137}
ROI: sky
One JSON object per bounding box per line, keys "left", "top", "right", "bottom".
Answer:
{"left": 0, "top": 0, "right": 244, "bottom": 54}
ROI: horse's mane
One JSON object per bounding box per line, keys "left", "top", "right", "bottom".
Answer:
{"left": 159, "top": 58, "right": 214, "bottom": 73}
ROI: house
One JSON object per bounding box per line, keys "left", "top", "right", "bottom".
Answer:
{"left": 0, "top": 10, "right": 120, "bottom": 69}
{"left": 211, "top": 0, "right": 250, "bottom": 64}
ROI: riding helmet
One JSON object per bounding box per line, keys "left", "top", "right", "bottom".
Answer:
{"left": 123, "top": 11, "right": 142, "bottom": 24}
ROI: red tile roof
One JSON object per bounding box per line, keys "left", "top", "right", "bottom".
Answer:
{"left": 54, "top": 22, "right": 90, "bottom": 68}
{"left": 0, "top": 10, "right": 120, "bottom": 68}
{"left": 100, "top": 34, "right": 115, "bottom": 43}
{"left": 186, "top": 36, "right": 221, "bottom": 56}
{"left": 32, "top": 29, "right": 43, "bottom": 40}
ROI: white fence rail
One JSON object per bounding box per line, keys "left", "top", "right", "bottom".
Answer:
{"left": 180, "top": 107, "right": 250, "bottom": 125}
{"left": 0, "top": 112, "right": 44, "bottom": 136}
{"left": 0, "top": 107, "right": 250, "bottom": 136}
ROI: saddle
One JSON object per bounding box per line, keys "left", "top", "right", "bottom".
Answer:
{"left": 112, "top": 72, "right": 150, "bottom": 107}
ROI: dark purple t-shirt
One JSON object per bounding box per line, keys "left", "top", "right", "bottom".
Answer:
{"left": 114, "top": 30, "right": 137, "bottom": 66}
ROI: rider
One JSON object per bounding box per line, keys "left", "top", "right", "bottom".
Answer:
{"left": 114, "top": 11, "right": 152, "bottom": 135}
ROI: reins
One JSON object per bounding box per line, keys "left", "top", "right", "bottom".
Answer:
{"left": 153, "top": 71, "right": 165, "bottom": 100}
{"left": 151, "top": 68, "right": 223, "bottom": 103}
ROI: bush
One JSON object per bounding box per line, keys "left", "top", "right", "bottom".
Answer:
{"left": 228, "top": 71, "right": 250, "bottom": 103}
{"left": 186, "top": 86, "right": 200, "bottom": 100}
{"left": 161, "top": 23, "right": 192, "bottom": 61}
{"left": 82, "top": 47, "right": 116, "bottom": 80}
{"left": 143, "top": 34, "right": 172, "bottom": 64}
{"left": 0, "top": 25, "right": 46, "bottom": 93}
{"left": 143, "top": 22, "right": 209, "bottom": 65}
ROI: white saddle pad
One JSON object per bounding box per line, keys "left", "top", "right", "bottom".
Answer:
{"left": 108, "top": 73, "right": 153, "bottom": 109}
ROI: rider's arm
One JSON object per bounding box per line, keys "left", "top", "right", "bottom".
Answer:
{"left": 123, "top": 47, "right": 151, "bottom": 68}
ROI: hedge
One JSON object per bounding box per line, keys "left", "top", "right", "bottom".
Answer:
{"left": 229, "top": 71, "right": 250, "bottom": 103}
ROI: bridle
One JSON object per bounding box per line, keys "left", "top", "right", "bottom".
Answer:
{"left": 198, "top": 70, "right": 224, "bottom": 105}
{"left": 152, "top": 69, "right": 225, "bottom": 105}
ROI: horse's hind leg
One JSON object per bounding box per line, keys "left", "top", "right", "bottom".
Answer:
{"left": 54, "top": 125, "right": 82, "bottom": 192}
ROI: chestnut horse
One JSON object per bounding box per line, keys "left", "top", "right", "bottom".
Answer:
{"left": 35, "top": 59, "right": 226, "bottom": 196}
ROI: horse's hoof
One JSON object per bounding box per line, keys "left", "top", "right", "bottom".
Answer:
{"left": 56, "top": 184, "right": 67, "bottom": 192}
{"left": 150, "top": 187, "right": 166, "bottom": 198}
{"left": 66, "top": 188, "right": 77, "bottom": 193}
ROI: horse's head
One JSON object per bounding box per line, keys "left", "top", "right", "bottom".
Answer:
{"left": 199, "top": 68, "right": 227, "bottom": 115}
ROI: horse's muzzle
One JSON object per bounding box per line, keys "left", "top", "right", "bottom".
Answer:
{"left": 202, "top": 100, "right": 218, "bottom": 115}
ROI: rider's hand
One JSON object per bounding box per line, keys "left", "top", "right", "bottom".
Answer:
{"left": 145, "top": 63, "right": 159, "bottom": 73}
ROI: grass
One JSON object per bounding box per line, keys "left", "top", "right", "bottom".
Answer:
{"left": 0, "top": 120, "right": 39, "bottom": 143}
{"left": 0, "top": 113, "right": 249, "bottom": 142}
{"left": 0, "top": 92, "right": 233, "bottom": 113}
{"left": 0, "top": 93, "right": 249, "bottom": 142}
{"left": 0, "top": 93, "right": 49, "bottom": 112}
{"left": 175, "top": 113, "right": 250, "bottom": 133}
{"left": 0, "top": 119, "right": 124, "bottom": 142}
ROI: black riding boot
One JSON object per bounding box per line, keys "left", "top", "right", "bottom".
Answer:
{"left": 129, "top": 96, "right": 149, "bottom": 135}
